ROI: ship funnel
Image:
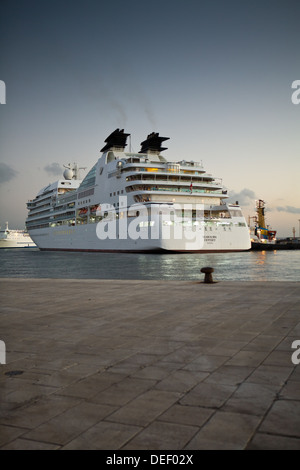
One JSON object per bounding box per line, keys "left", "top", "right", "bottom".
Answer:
{"left": 101, "top": 129, "right": 130, "bottom": 153}
{"left": 139, "top": 132, "right": 169, "bottom": 155}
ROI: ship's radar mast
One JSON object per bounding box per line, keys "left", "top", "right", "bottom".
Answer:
{"left": 63, "top": 163, "right": 86, "bottom": 180}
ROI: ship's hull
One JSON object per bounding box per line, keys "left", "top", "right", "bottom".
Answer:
{"left": 0, "top": 238, "right": 36, "bottom": 248}
{"left": 251, "top": 240, "right": 300, "bottom": 251}
{"left": 29, "top": 217, "right": 251, "bottom": 253}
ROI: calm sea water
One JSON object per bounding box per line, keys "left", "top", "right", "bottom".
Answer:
{"left": 0, "top": 248, "right": 299, "bottom": 281}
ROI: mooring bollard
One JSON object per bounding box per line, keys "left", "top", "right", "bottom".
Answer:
{"left": 201, "top": 267, "right": 214, "bottom": 283}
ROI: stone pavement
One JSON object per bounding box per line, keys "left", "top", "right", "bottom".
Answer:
{"left": 0, "top": 278, "right": 299, "bottom": 450}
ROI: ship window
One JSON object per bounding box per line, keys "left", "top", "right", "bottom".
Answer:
{"left": 79, "top": 163, "right": 97, "bottom": 190}
{"left": 230, "top": 210, "right": 242, "bottom": 217}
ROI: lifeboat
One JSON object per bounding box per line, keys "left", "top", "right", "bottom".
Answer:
{"left": 79, "top": 208, "right": 88, "bottom": 217}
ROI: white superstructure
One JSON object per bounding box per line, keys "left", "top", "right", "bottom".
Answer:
{"left": 26, "top": 130, "right": 251, "bottom": 252}
{"left": 0, "top": 222, "right": 36, "bottom": 248}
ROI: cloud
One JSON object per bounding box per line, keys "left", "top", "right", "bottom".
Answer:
{"left": 227, "top": 188, "right": 256, "bottom": 206}
{"left": 44, "top": 163, "right": 63, "bottom": 176}
{"left": 0, "top": 162, "right": 18, "bottom": 184}
{"left": 276, "top": 206, "right": 300, "bottom": 214}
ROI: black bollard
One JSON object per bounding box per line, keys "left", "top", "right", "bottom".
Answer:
{"left": 201, "top": 267, "right": 214, "bottom": 283}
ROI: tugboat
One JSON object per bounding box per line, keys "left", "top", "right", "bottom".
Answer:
{"left": 250, "top": 200, "right": 277, "bottom": 250}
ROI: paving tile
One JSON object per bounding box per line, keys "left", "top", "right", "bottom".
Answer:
{"left": 223, "top": 382, "right": 277, "bottom": 416}
{"left": 157, "top": 404, "right": 214, "bottom": 427}
{"left": 107, "top": 390, "right": 181, "bottom": 426}
{"left": 155, "top": 370, "right": 208, "bottom": 393}
{"left": 160, "top": 346, "right": 206, "bottom": 365}
{"left": 182, "top": 354, "right": 229, "bottom": 372}
{"left": 277, "top": 335, "right": 300, "bottom": 351}
{"left": 140, "top": 339, "right": 184, "bottom": 356}
{"left": 185, "top": 411, "right": 260, "bottom": 449}
{"left": 114, "top": 353, "right": 161, "bottom": 367}
{"left": 22, "top": 401, "right": 117, "bottom": 446}
{"left": 247, "top": 433, "right": 300, "bottom": 450}
{"left": 289, "top": 367, "right": 300, "bottom": 382}
{"left": 123, "top": 421, "right": 199, "bottom": 450}
{"left": 0, "top": 394, "right": 81, "bottom": 429}
{"left": 243, "top": 335, "right": 282, "bottom": 352}
{"left": 208, "top": 340, "right": 249, "bottom": 357}
{"left": 56, "top": 371, "right": 125, "bottom": 399}
{"left": 1, "top": 380, "right": 56, "bottom": 407}
{"left": 204, "top": 365, "right": 254, "bottom": 386}
{"left": 259, "top": 400, "right": 300, "bottom": 438}
{"left": 130, "top": 363, "right": 179, "bottom": 381}
{"left": 90, "top": 376, "right": 157, "bottom": 406}
{"left": 246, "top": 364, "right": 294, "bottom": 387}
{"left": 279, "top": 381, "right": 300, "bottom": 400}
{"left": 1, "top": 438, "right": 59, "bottom": 450}
{"left": 180, "top": 382, "right": 236, "bottom": 408}
{"left": 61, "top": 421, "right": 142, "bottom": 450}
{"left": 0, "top": 424, "right": 28, "bottom": 447}
{"left": 226, "top": 350, "right": 269, "bottom": 367}
{"left": 263, "top": 350, "right": 294, "bottom": 367}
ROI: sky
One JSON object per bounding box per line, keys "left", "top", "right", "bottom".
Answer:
{"left": 0, "top": 0, "right": 299, "bottom": 237}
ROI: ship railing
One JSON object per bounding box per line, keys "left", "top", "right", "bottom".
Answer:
{"left": 56, "top": 193, "right": 78, "bottom": 205}
{"left": 28, "top": 195, "right": 52, "bottom": 207}
{"left": 125, "top": 174, "right": 220, "bottom": 184}
{"left": 126, "top": 186, "right": 224, "bottom": 195}
{"left": 27, "top": 209, "right": 52, "bottom": 219}
{"left": 122, "top": 168, "right": 206, "bottom": 177}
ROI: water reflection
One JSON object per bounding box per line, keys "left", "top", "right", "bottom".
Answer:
{"left": 0, "top": 249, "right": 299, "bottom": 281}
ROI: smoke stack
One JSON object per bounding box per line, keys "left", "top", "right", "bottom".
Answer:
{"left": 139, "top": 132, "right": 169, "bottom": 155}
{"left": 101, "top": 129, "right": 130, "bottom": 152}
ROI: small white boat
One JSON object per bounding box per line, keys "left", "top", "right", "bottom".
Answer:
{"left": 0, "top": 222, "right": 36, "bottom": 248}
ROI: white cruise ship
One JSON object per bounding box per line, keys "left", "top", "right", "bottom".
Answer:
{"left": 26, "top": 129, "right": 251, "bottom": 252}
{"left": 0, "top": 222, "right": 36, "bottom": 248}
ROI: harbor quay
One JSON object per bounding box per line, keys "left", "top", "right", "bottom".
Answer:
{"left": 0, "top": 278, "right": 300, "bottom": 450}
